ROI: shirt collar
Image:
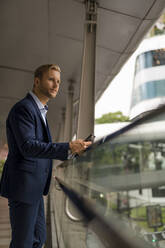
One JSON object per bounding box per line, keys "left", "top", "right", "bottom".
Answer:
{"left": 29, "top": 91, "right": 48, "bottom": 112}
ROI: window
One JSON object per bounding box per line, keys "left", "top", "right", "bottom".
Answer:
{"left": 135, "top": 49, "right": 165, "bottom": 74}
{"left": 131, "top": 80, "right": 165, "bottom": 106}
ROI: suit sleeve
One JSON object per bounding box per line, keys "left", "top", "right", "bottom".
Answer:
{"left": 9, "top": 105, "right": 69, "bottom": 160}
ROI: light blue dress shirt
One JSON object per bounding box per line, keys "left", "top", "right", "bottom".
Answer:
{"left": 29, "top": 91, "right": 48, "bottom": 125}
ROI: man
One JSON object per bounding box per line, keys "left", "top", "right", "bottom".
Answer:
{"left": 0, "top": 64, "right": 91, "bottom": 248}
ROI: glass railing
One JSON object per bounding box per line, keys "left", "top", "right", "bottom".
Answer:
{"left": 52, "top": 105, "right": 165, "bottom": 248}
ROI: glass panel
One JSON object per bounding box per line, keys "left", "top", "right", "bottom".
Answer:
{"left": 72, "top": 135, "right": 165, "bottom": 247}
{"left": 54, "top": 117, "right": 165, "bottom": 247}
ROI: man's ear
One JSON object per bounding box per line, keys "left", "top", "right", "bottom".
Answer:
{"left": 34, "top": 77, "right": 40, "bottom": 87}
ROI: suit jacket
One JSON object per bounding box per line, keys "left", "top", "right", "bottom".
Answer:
{"left": 0, "top": 93, "right": 69, "bottom": 204}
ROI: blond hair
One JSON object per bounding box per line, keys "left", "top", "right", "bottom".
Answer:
{"left": 34, "top": 64, "right": 61, "bottom": 79}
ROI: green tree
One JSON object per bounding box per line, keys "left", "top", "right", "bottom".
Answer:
{"left": 95, "top": 111, "right": 129, "bottom": 124}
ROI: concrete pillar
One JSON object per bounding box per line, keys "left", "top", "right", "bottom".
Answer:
{"left": 59, "top": 108, "right": 65, "bottom": 142}
{"left": 77, "top": 0, "right": 97, "bottom": 139}
{"left": 64, "top": 81, "right": 74, "bottom": 141}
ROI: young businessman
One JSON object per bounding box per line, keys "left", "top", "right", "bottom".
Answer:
{"left": 0, "top": 64, "right": 91, "bottom": 248}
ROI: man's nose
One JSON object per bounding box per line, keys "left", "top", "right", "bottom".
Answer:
{"left": 53, "top": 82, "right": 58, "bottom": 88}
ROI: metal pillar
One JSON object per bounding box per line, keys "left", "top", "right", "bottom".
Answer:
{"left": 77, "top": 0, "right": 97, "bottom": 139}
{"left": 64, "top": 81, "right": 74, "bottom": 141}
{"left": 59, "top": 108, "right": 65, "bottom": 142}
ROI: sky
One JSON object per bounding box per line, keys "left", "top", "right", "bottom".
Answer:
{"left": 95, "top": 52, "right": 137, "bottom": 119}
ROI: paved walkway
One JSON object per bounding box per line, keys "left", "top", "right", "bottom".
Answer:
{"left": 0, "top": 196, "right": 11, "bottom": 248}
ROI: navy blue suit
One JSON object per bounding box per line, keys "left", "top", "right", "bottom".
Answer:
{"left": 0, "top": 93, "right": 69, "bottom": 247}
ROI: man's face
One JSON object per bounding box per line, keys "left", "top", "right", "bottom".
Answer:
{"left": 35, "top": 69, "right": 61, "bottom": 99}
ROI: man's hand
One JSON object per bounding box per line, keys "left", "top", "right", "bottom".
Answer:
{"left": 69, "top": 139, "right": 92, "bottom": 155}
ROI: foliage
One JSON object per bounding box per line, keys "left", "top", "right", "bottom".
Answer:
{"left": 130, "top": 206, "right": 165, "bottom": 232}
{"left": 153, "top": 25, "right": 165, "bottom": 36}
{"left": 95, "top": 111, "right": 129, "bottom": 124}
{"left": 149, "top": 12, "right": 165, "bottom": 37}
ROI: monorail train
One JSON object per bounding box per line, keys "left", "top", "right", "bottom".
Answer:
{"left": 130, "top": 34, "right": 165, "bottom": 120}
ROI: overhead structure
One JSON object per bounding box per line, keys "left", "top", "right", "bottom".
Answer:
{"left": 0, "top": 0, "right": 165, "bottom": 146}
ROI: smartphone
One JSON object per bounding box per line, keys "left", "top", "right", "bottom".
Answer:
{"left": 84, "top": 134, "right": 95, "bottom": 142}
{"left": 71, "top": 134, "right": 95, "bottom": 159}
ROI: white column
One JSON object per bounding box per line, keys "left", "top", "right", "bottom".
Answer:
{"left": 77, "top": 0, "right": 97, "bottom": 139}
{"left": 58, "top": 108, "right": 65, "bottom": 142}
{"left": 64, "top": 81, "right": 74, "bottom": 141}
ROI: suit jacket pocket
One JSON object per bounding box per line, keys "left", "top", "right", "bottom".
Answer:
{"left": 9, "top": 160, "right": 37, "bottom": 173}
{"left": 18, "top": 162, "right": 37, "bottom": 172}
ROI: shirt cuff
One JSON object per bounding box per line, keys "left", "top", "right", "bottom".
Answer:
{"left": 67, "top": 149, "right": 73, "bottom": 159}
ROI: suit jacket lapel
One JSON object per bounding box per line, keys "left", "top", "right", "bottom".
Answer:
{"left": 26, "top": 93, "right": 52, "bottom": 141}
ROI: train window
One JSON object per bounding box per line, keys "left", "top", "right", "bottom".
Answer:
{"left": 153, "top": 49, "right": 165, "bottom": 66}
{"left": 135, "top": 48, "right": 165, "bottom": 74}
{"left": 131, "top": 80, "right": 165, "bottom": 106}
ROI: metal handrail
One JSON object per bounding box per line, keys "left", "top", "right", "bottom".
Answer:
{"left": 65, "top": 196, "right": 84, "bottom": 222}
{"left": 86, "top": 104, "right": 165, "bottom": 152}
{"left": 54, "top": 177, "right": 84, "bottom": 221}
{"left": 56, "top": 104, "right": 165, "bottom": 171}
